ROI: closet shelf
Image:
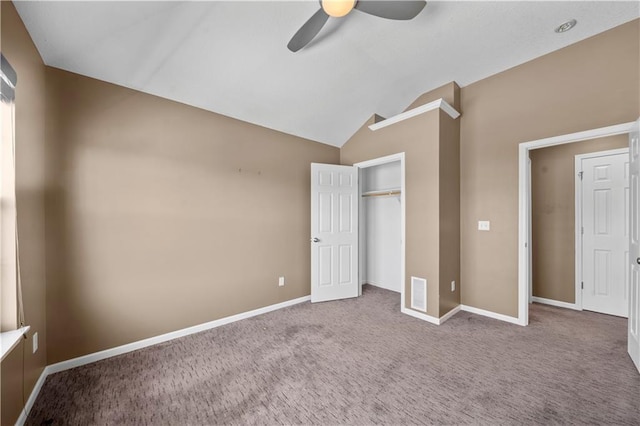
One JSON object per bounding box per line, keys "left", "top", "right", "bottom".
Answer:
{"left": 368, "top": 98, "right": 460, "bottom": 131}
{"left": 362, "top": 189, "right": 401, "bottom": 198}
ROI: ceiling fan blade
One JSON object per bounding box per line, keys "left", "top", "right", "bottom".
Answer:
{"left": 287, "top": 8, "right": 330, "bottom": 52}
{"left": 354, "top": 0, "right": 426, "bottom": 20}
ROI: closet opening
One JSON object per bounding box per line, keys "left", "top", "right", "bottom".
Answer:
{"left": 354, "top": 153, "right": 405, "bottom": 307}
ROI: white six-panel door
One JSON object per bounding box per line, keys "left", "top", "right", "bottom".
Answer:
{"left": 310, "top": 163, "right": 358, "bottom": 303}
{"left": 581, "top": 151, "right": 629, "bottom": 317}
{"left": 628, "top": 121, "right": 640, "bottom": 372}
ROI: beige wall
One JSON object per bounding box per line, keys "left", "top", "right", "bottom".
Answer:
{"left": 44, "top": 68, "right": 339, "bottom": 364}
{"left": 460, "top": 19, "right": 639, "bottom": 317}
{"left": 530, "top": 135, "right": 628, "bottom": 304}
{"left": 439, "top": 112, "right": 461, "bottom": 315}
{"left": 1, "top": 2, "right": 49, "bottom": 424}
{"left": 405, "top": 81, "right": 461, "bottom": 113}
{"left": 47, "top": 69, "right": 339, "bottom": 363}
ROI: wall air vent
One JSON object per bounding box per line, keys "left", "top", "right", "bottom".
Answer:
{"left": 411, "top": 276, "right": 427, "bottom": 312}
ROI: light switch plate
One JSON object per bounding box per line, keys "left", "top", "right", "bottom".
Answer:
{"left": 478, "top": 221, "right": 491, "bottom": 231}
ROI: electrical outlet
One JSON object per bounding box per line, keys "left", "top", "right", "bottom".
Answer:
{"left": 278, "top": 276, "right": 285, "bottom": 287}
{"left": 478, "top": 220, "right": 491, "bottom": 231}
{"left": 451, "top": 281, "right": 456, "bottom": 292}
{"left": 33, "top": 332, "right": 38, "bottom": 354}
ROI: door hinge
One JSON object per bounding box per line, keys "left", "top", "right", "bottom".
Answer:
{"left": 578, "top": 171, "right": 583, "bottom": 180}
{"left": 581, "top": 281, "right": 584, "bottom": 290}
{"left": 581, "top": 227, "right": 584, "bottom": 235}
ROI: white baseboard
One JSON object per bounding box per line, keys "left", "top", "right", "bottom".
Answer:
{"left": 401, "top": 307, "right": 440, "bottom": 325}
{"left": 401, "top": 303, "right": 520, "bottom": 326}
{"left": 460, "top": 305, "right": 522, "bottom": 325}
{"left": 366, "top": 280, "right": 401, "bottom": 294}
{"left": 15, "top": 295, "right": 311, "bottom": 425}
{"left": 16, "top": 364, "right": 48, "bottom": 426}
{"left": 531, "top": 296, "right": 580, "bottom": 311}
{"left": 401, "top": 305, "right": 462, "bottom": 326}
{"left": 46, "top": 295, "right": 310, "bottom": 374}
{"left": 439, "top": 305, "right": 461, "bottom": 324}
{"left": 401, "top": 306, "right": 460, "bottom": 325}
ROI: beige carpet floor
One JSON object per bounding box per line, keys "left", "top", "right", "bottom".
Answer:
{"left": 27, "top": 285, "right": 640, "bottom": 425}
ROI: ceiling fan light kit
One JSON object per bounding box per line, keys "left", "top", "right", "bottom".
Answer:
{"left": 287, "top": 0, "right": 427, "bottom": 52}
{"left": 321, "top": 0, "right": 357, "bottom": 18}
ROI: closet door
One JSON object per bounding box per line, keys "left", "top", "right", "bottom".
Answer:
{"left": 310, "top": 163, "right": 359, "bottom": 303}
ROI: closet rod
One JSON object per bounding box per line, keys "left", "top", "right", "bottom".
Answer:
{"left": 362, "top": 190, "right": 401, "bottom": 198}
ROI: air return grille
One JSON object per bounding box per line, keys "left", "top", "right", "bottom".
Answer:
{"left": 411, "top": 276, "right": 427, "bottom": 312}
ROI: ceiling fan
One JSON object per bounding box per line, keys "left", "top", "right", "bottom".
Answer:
{"left": 287, "top": 0, "right": 427, "bottom": 52}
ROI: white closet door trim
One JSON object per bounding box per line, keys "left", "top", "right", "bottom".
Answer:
{"left": 355, "top": 153, "right": 406, "bottom": 313}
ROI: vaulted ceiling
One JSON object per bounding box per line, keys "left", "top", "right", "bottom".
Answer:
{"left": 14, "top": 1, "right": 640, "bottom": 146}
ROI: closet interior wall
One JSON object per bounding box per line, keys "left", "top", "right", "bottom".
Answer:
{"left": 361, "top": 161, "right": 402, "bottom": 293}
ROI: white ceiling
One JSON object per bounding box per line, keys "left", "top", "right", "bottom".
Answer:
{"left": 14, "top": 1, "right": 640, "bottom": 147}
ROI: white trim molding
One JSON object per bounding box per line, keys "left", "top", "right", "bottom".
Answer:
{"left": 401, "top": 307, "right": 441, "bottom": 325}
{"left": 46, "top": 295, "right": 311, "bottom": 375}
{"left": 17, "top": 363, "right": 48, "bottom": 426}
{"left": 401, "top": 305, "right": 461, "bottom": 326}
{"left": 439, "top": 305, "right": 462, "bottom": 324}
{"left": 368, "top": 98, "right": 460, "bottom": 131}
{"left": 520, "top": 122, "right": 636, "bottom": 151}
{"left": 353, "top": 152, "right": 406, "bottom": 169}
{"left": 518, "top": 121, "right": 637, "bottom": 327}
{"left": 15, "top": 295, "right": 311, "bottom": 425}
{"left": 365, "top": 280, "right": 401, "bottom": 294}
{"left": 401, "top": 304, "right": 521, "bottom": 326}
{"left": 460, "top": 305, "right": 522, "bottom": 326}
{"left": 574, "top": 153, "right": 583, "bottom": 312}
{"left": 531, "top": 296, "right": 580, "bottom": 311}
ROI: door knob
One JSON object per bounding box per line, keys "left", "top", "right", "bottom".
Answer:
{"left": 311, "top": 237, "right": 320, "bottom": 243}
{"left": 637, "top": 257, "right": 640, "bottom": 265}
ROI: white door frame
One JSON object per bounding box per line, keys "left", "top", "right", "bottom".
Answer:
{"left": 574, "top": 148, "right": 630, "bottom": 312}
{"left": 518, "top": 121, "right": 637, "bottom": 326}
{"left": 354, "top": 152, "right": 406, "bottom": 309}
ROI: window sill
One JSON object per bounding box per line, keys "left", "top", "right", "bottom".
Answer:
{"left": 1, "top": 325, "right": 30, "bottom": 361}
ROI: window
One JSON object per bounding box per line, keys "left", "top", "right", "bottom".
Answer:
{"left": 0, "top": 53, "right": 23, "bottom": 333}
